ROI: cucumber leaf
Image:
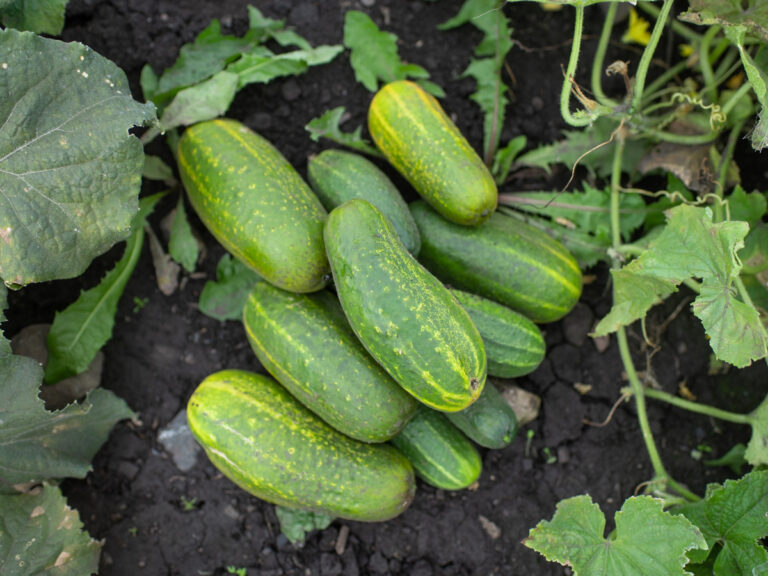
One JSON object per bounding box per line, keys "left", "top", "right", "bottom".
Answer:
{"left": 0, "top": 0, "right": 68, "bottom": 35}
{"left": 0, "top": 380, "right": 134, "bottom": 488}
{"left": 675, "top": 470, "right": 768, "bottom": 575}
{"left": 343, "top": 11, "right": 444, "bottom": 97}
{"left": 735, "top": 43, "right": 768, "bottom": 151}
{"left": 745, "top": 394, "right": 768, "bottom": 466}
{"left": 275, "top": 506, "right": 334, "bottom": 546}
{"left": 679, "top": 0, "right": 768, "bottom": 43}
{"left": 594, "top": 205, "right": 768, "bottom": 367}
{"left": 0, "top": 484, "right": 101, "bottom": 575}
{"left": 169, "top": 197, "right": 199, "bottom": 273}
{"left": 305, "top": 107, "right": 383, "bottom": 158}
{"left": 198, "top": 254, "right": 261, "bottom": 322}
{"left": 44, "top": 193, "right": 164, "bottom": 384}
{"left": 727, "top": 185, "right": 767, "bottom": 227}
{"left": 0, "top": 29, "right": 156, "bottom": 287}
{"left": 525, "top": 495, "right": 707, "bottom": 575}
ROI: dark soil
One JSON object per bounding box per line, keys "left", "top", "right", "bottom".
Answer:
{"left": 6, "top": 1, "right": 768, "bottom": 575}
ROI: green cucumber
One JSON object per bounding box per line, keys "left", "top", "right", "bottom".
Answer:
{"left": 368, "top": 80, "right": 497, "bottom": 226}
{"left": 242, "top": 282, "right": 418, "bottom": 443}
{"left": 450, "top": 289, "right": 545, "bottom": 378}
{"left": 390, "top": 407, "right": 482, "bottom": 490}
{"left": 307, "top": 149, "right": 421, "bottom": 255}
{"left": 445, "top": 381, "right": 518, "bottom": 449}
{"left": 187, "top": 369, "right": 415, "bottom": 522}
{"left": 177, "top": 118, "right": 329, "bottom": 293}
{"left": 324, "top": 198, "right": 486, "bottom": 413}
{"left": 411, "top": 201, "right": 582, "bottom": 323}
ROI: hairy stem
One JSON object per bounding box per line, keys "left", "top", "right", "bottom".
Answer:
{"left": 560, "top": 5, "right": 591, "bottom": 127}
{"left": 637, "top": 1, "right": 701, "bottom": 43}
{"left": 632, "top": 0, "right": 675, "bottom": 113}
{"left": 591, "top": 2, "right": 618, "bottom": 107}
{"left": 609, "top": 128, "right": 699, "bottom": 503}
{"left": 641, "top": 387, "right": 753, "bottom": 424}
{"left": 699, "top": 26, "right": 720, "bottom": 104}
{"left": 714, "top": 119, "right": 745, "bottom": 222}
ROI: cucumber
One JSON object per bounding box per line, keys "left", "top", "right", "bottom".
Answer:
{"left": 242, "top": 282, "right": 418, "bottom": 443}
{"left": 450, "top": 289, "right": 545, "bottom": 378}
{"left": 411, "top": 201, "right": 582, "bottom": 323}
{"left": 390, "top": 407, "right": 482, "bottom": 490}
{"left": 324, "top": 198, "right": 486, "bottom": 412}
{"left": 307, "top": 149, "right": 421, "bottom": 255}
{"left": 445, "top": 381, "right": 518, "bottom": 449}
{"left": 187, "top": 369, "right": 416, "bottom": 522}
{"left": 177, "top": 119, "right": 329, "bottom": 293}
{"left": 368, "top": 80, "right": 497, "bottom": 226}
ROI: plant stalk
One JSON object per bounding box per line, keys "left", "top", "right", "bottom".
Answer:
{"left": 560, "top": 5, "right": 591, "bottom": 127}
{"left": 609, "top": 127, "right": 699, "bottom": 503}
{"left": 641, "top": 388, "right": 752, "bottom": 424}
{"left": 631, "top": 0, "right": 675, "bottom": 113}
{"left": 699, "top": 25, "right": 719, "bottom": 104}
{"left": 591, "top": 2, "right": 618, "bottom": 108}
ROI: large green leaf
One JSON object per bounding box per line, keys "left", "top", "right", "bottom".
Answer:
{"left": 305, "top": 106, "right": 383, "bottom": 157}
{"left": 680, "top": 0, "right": 768, "bottom": 43}
{"left": 0, "top": 29, "right": 156, "bottom": 287}
{"left": 0, "top": 374, "right": 134, "bottom": 488}
{"left": 0, "top": 484, "right": 101, "bottom": 575}
{"left": 0, "top": 0, "right": 69, "bottom": 35}
{"left": 343, "top": 11, "right": 444, "bottom": 97}
{"left": 676, "top": 470, "right": 768, "bottom": 575}
{"left": 594, "top": 205, "right": 768, "bottom": 367}
{"left": 525, "top": 495, "right": 707, "bottom": 575}
{"left": 43, "top": 194, "right": 163, "bottom": 384}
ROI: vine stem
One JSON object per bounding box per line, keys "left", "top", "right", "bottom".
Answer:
{"left": 631, "top": 0, "right": 675, "bottom": 113}
{"left": 640, "top": 388, "right": 752, "bottom": 424}
{"left": 560, "top": 5, "right": 591, "bottom": 127}
{"left": 590, "top": 2, "right": 618, "bottom": 108}
{"left": 699, "top": 25, "right": 719, "bottom": 104}
{"left": 637, "top": 1, "right": 701, "bottom": 43}
{"left": 609, "top": 129, "right": 700, "bottom": 503}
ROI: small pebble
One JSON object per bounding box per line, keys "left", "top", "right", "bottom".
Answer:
{"left": 478, "top": 515, "right": 501, "bottom": 540}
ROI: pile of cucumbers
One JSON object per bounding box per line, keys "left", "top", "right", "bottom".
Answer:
{"left": 180, "top": 81, "right": 582, "bottom": 523}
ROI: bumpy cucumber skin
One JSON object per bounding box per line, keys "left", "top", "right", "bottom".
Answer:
{"left": 187, "top": 370, "right": 416, "bottom": 522}
{"left": 390, "top": 407, "right": 482, "bottom": 490}
{"left": 324, "top": 199, "right": 487, "bottom": 413}
{"left": 242, "top": 282, "right": 418, "bottom": 443}
{"left": 177, "top": 119, "right": 329, "bottom": 293}
{"left": 411, "top": 201, "right": 582, "bottom": 323}
{"left": 307, "top": 149, "right": 421, "bottom": 255}
{"left": 450, "top": 289, "right": 545, "bottom": 378}
{"left": 445, "top": 381, "right": 518, "bottom": 449}
{"left": 368, "top": 80, "right": 497, "bottom": 227}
